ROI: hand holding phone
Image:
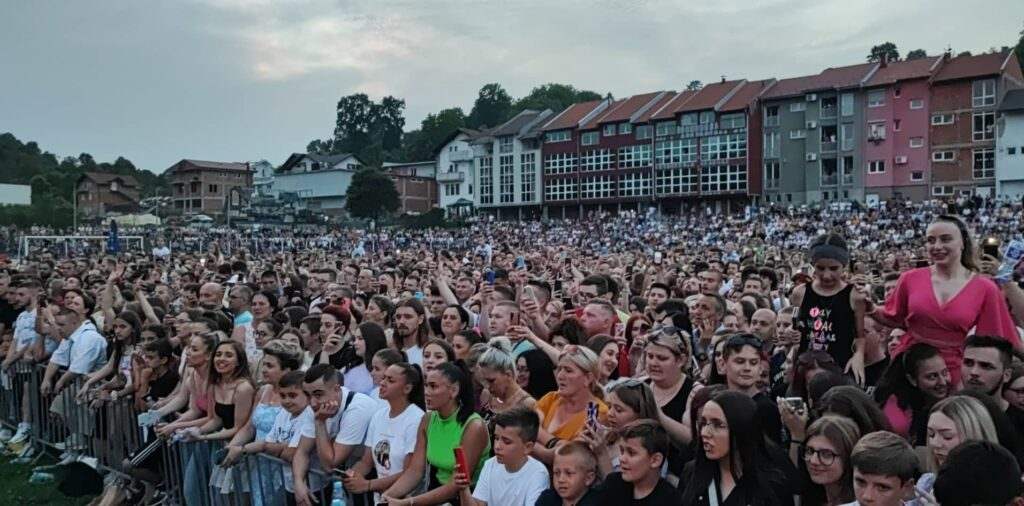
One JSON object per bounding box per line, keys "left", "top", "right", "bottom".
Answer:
{"left": 453, "top": 447, "right": 469, "bottom": 478}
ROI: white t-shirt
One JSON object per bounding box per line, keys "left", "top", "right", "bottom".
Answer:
{"left": 366, "top": 403, "right": 424, "bottom": 479}
{"left": 67, "top": 321, "right": 108, "bottom": 375}
{"left": 471, "top": 456, "right": 550, "bottom": 506}
{"left": 13, "top": 309, "right": 38, "bottom": 351}
{"left": 343, "top": 365, "right": 374, "bottom": 395}
{"left": 266, "top": 406, "right": 314, "bottom": 492}
{"left": 403, "top": 345, "right": 423, "bottom": 367}
{"left": 293, "top": 386, "right": 376, "bottom": 490}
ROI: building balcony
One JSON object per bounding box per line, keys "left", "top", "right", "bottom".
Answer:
{"left": 449, "top": 150, "right": 474, "bottom": 162}
{"left": 821, "top": 141, "right": 837, "bottom": 152}
{"left": 842, "top": 174, "right": 854, "bottom": 185}
{"left": 821, "top": 176, "right": 838, "bottom": 186}
{"left": 436, "top": 171, "right": 465, "bottom": 183}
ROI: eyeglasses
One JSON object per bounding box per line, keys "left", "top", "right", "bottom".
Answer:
{"left": 697, "top": 417, "right": 728, "bottom": 434}
{"left": 803, "top": 445, "right": 838, "bottom": 466}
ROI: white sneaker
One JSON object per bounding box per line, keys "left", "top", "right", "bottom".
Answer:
{"left": 0, "top": 429, "right": 13, "bottom": 443}
{"left": 57, "top": 452, "right": 79, "bottom": 466}
{"left": 8, "top": 425, "right": 30, "bottom": 445}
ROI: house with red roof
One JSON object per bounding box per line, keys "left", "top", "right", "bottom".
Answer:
{"left": 165, "top": 159, "right": 254, "bottom": 216}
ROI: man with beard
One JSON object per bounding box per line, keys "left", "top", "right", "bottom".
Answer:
{"left": 960, "top": 335, "right": 1024, "bottom": 439}
{"left": 393, "top": 298, "right": 428, "bottom": 367}
{"left": 0, "top": 279, "right": 41, "bottom": 445}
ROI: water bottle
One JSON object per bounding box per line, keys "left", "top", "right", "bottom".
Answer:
{"left": 331, "top": 479, "right": 346, "bottom": 506}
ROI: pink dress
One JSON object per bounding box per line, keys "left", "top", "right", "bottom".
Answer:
{"left": 882, "top": 267, "right": 1020, "bottom": 385}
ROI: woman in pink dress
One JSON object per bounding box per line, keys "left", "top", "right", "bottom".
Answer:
{"left": 869, "top": 215, "right": 1020, "bottom": 385}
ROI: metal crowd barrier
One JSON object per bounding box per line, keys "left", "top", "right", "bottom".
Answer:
{"left": 0, "top": 361, "right": 337, "bottom": 505}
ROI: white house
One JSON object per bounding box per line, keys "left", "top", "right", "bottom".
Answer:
{"left": 272, "top": 153, "right": 364, "bottom": 215}
{"left": 435, "top": 128, "right": 479, "bottom": 217}
{"left": 251, "top": 160, "right": 276, "bottom": 196}
{"left": 997, "top": 89, "right": 1024, "bottom": 201}
{"left": 472, "top": 109, "right": 554, "bottom": 220}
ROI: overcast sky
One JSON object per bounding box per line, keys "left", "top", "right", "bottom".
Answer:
{"left": 1, "top": 0, "right": 1020, "bottom": 173}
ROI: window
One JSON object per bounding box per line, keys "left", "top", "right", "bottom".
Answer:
{"left": 680, "top": 113, "right": 698, "bottom": 126}
{"left": 444, "top": 183, "right": 460, "bottom": 196}
{"left": 909, "top": 99, "right": 924, "bottom": 110}
{"left": 764, "top": 132, "right": 781, "bottom": 158}
{"left": 208, "top": 184, "right": 219, "bottom": 193}
{"left": 478, "top": 157, "right": 493, "bottom": 204}
{"left": 932, "top": 151, "right": 955, "bottom": 162}
{"left": 618, "top": 172, "right": 652, "bottom": 197}
{"left": 655, "top": 138, "right": 697, "bottom": 166}
{"left": 868, "top": 90, "right": 885, "bottom": 107}
{"left": 655, "top": 121, "right": 677, "bottom": 137}
{"left": 893, "top": 119, "right": 901, "bottom": 132}
{"left": 820, "top": 96, "right": 838, "bottom": 118}
{"left": 765, "top": 106, "right": 780, "bottom": 127}
{"left": 973, "top": 112, "right": 995, "bottom": 141}
{"left": 893, "top": 86, "right": 901, "bottom": 98}
{"left": 973, "top": 79, "right": 996, "bottom": 107}
{"left": 700, "top": 134, "right": 747, "bottom": 161}
{"left": 544, "top": 153, "right": 576, "bottom": 174}
{"left": 790, "top": 102, "right": 807, "bottom": 112}
{"left": 581, "top": 131, "right": 599, "bottom": 146}
{"left": 699, "top": 111, "right": 715, "bottom": 125}
{"left": 933, "top": 185, "right": 953, "bottom": 196}
{"left": 520, "top": 153, "right": 536, "bottom": 202}
{"left": 617, "top": 144, "right": 652, "bottom": 168}
{"left": 545, "top": 130, "right": 570, "bottom": 143}
{"left": 618, "top": 123, "right": 633, "bottom": 135}
{"left": 840, "top": 124, "right": 854, "bottom": 151}
{"left": 635, "top": 125, "right": 653, "bottom": 140}
{"left": 720, "top": 113, "right": 746, "bottom": 129}
{"left": 790, "top": 129, "right": 807, "bottom": 140}
{"left": 499, "top": 155, "right": 515, "bottom": 203}
{"left": 764, "top": 161, "right": 780, "bottom": 189}
{"left": 868, "top": 122, "right": 886, "bottom": 140}
{"left": 190, "top": 182, "right": 201, "bottom": 193}
{"left": 911, "top": 171, "right": 924, "bottom": 181}
{"left": 603, "top": 124, "right": 617, "bottom": 136}
{"left": 580, "top": 150, "right": 612, "bottom": 171}
{"left": 867, "top": 160, "right": 885, "bottom": 174}
{"left": 700, "top": 163, "right": 748, "bottom": 193}
{"left": 840, "top": 93, "right": 854, "bottom": 117}
{"left": 973, "top": 148, "right": 995, "bottom": 178}
{"left": 841, "top": 156, "right": 855, "bottom": 184}
{"left": 544, "top": 178, "right": 576, "bottom": 201}
{"left": 931, "top": 113, "right": 954, "bottom": 125}
{"left": 579, "top": 175, "right": 615, "bottom": 199}
{"left": 910, "top": 137, "right": 924, "bottom": 148}
{"left": 1010, "top": 147, "right": 1019, "bottom": 155}
{"left": 499, "top": 136, "right": 514, "bottom": 153}
{"left": 656, "top": 167, "right": 698, "bottom": 195}
{"left": 191, "top": 199, "right": 201, "bottom": 208}
{"left": 820, "top": 158, "right": 838, "bottom": 186}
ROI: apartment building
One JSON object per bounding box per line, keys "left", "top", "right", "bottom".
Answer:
{"left": 997, "top": 88, "right": 1024, "bottom": 200}
{"left": 929, "top": 51, "right": 1024, "bottom": 198}
{"left": 473, "top": 109, "right": 554, "bottom": 219}
{"left": 165, "top": 159, "right": 253, "bottom": 216}
{"left": 436, "top": 128, "right": 480, "bottom": 216}
{"left": 540, "top": 100, "right": 610, "bottom": 218}
{"left": 75, "top": 172, "right": 141, "bottom": 220}
{"left": 273, "top": 153, "right": 364, "bottom": 215}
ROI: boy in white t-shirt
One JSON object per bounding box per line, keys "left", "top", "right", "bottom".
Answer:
{"left": 455, "top": 407, "right": 549, "bottom": 506}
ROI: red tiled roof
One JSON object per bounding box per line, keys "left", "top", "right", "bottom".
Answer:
{"left": 171, "top": 159, "right": 251, "bottom": 172}
{"left": 584, "top": 92, "right": 664, "bottom": 128}
{"left": 812, "top": 62, "right": 877, "bottom": 90}
{"left": 542, "top": 100, "right": 605, "bottom": 131}
{"left": 932, "top": 51, "right": 1012, "bottom": 83}
{"left": 580, "top": 99, "right": 625, "bottom": 130}
{"left": 762, "top": 75, "right": 818, "bottom": 100}
{"left": 650, "top": 90, "right": 697, "bottom": 120}
{"left": 720, "top": 79, "right": 774, "bottom": 111}
{"left": 80, "top": 172, "right": 140, "bottom": 187}
{"left": 679, "top": 80, "right": 745, "bottom": 112}
{"left": 636, "top": 92, "right": 680, "bottom": 123}
{"left": 863, "top": 56, "right": 940, "bottom": 87}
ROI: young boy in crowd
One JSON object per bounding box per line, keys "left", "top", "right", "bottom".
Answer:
{"left": 456, "top": 407, "right": 549, "bottom": 506}
{"left": 535, "top": 442, "right": 600, "bottom": 506}
{"left": 135, "top": 338, "right": 179, "bottom": 411}
{"left": 597, "top": 420, "right": 680, "bottom": 506}
{"left": 845, "top": 431, "right": 920, "bottom": 506}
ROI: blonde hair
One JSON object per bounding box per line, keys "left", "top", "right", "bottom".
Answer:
{"left": 931, "top": 396, "right": 999, "bottom": 443}
{"left": 558, "top": 345, "right": 603, "bottom": 399}
{"left": 478, "top": 337, "right": 515, "bottom": 374}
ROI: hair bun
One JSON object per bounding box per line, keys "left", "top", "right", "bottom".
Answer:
{"left": 488, "top": 337, "right": 512, "bottom": 354}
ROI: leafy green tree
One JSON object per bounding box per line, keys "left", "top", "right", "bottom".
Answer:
{"left": 512, "top": 84, "right": 602, "bottom": 115}
{"left": 906, "top": 49, "right": 927, "bottom": 60}
{"left": 867, "top": 42, "right": 900, "bottom": 62}
{"left": 467, "top": 83, "right": 513, "bottom": 129}
{"left": 404, "top": 107, "right": 466, "bottom": 161}
{"left": 344, "top": 168, "right": 400, "bottom": 219}
{"left": 686, "top": 80, "right": 703, "bottom": 91}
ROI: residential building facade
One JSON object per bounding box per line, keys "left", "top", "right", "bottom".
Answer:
{"left": 435, "top": 129, "right": 479, "bottom": 216}
{"left": 540, "top": 99, "right": 612, "bottom": 218}
{"left": 165, "top": 159, "right": 253, "bottom": 216}
{"left": 473, "top": 109, "right": 554, "bottom": 219}
{"left": 997, "top": 88, "right": 1024, "bottom": 200}
{"left": 251, "top": 160, "right": 276, "bottom": 196}
{"left": 384, "top": 161, "right": 438, "bottom": 214}
{"left": 929, "top": 51, "right": 1024, "bottom": 198}
{"left": 272, "top": 153, "right": 364, "bottom": 215}
{"left": 75, "top": 172, "right": 141, "bottom": 220}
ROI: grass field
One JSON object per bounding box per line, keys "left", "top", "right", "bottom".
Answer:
{"left": 0, "top": 453, "right": 96, "bottom": 505}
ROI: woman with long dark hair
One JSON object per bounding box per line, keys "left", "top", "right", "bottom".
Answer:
{"left": 516, "top": 349, "right": 557, "bottom": 400}
{"left": 345, "top": 322, "right": 388, "bottom": 394}
{"left": 680, "top": 390, "right": 793, "bottom": 506}
{"left": 873, "top": 343, "right": 951, "bottom": 444}
{"left": 382, "top": 362, "right": 489, "bottom": 506}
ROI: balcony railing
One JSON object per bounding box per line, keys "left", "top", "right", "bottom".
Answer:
{"left": 450, "top": 150, "right": 474, "bottom": 162}
{"left": 842, "top": 174, "right": 854, "bottom": 185}
{"left": 821, "top": 141, "right": 837, "bottom": 152}
{"left": 821, "top": 175, "right": 838, "bottom": 186}
{"left": 436, "top": 171, "right": 465, "bottom": 182}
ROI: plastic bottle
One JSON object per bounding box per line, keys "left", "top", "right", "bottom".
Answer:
{"left": 331, "top": 479, "right": 346, "bottom": 506}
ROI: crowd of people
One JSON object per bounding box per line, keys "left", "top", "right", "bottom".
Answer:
{"left": 0, "top": 197, "right": 1023, "bottom": 506}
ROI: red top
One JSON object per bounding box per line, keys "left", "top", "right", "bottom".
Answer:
{"left": 882, "top": 267, "right": 1020, "bottom": 385}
